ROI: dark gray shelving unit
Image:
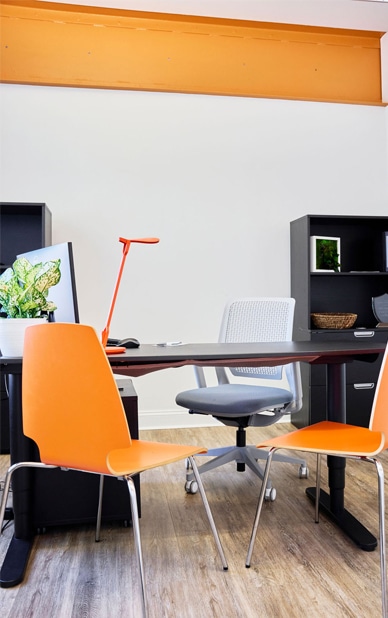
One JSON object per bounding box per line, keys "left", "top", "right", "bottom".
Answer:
{"left": 0, "top": 203, "right": 52, "bottom": 454}
{"left": 290, "top": 214, "right": 388, "bottom": 428}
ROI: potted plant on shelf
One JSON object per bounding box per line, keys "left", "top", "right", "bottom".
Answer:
{"left": 0, "top": 256, "right": 61, "bottom": 356}
{"left": 317, "top": 240, "right": 340, "bottom": 272}
{"left": 310, "top": 236, "right": 341, "bottom": 273}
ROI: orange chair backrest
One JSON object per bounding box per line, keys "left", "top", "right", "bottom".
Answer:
{"left": 22, "top": 323, "right": 132, "bottom": 474}
{"left": 369, "top": 342, "right": 388, "bottom": 446}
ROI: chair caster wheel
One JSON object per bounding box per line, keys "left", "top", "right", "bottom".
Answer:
{"left": 185, "top": 480, "right": 198, "bottom": 494}
{"left": 264, "top": 487, "right": 276, "bottom": 501}
{"left": 299, "top": 465, "right": 309, "bottom": 479}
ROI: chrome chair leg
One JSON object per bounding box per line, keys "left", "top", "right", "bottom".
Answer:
{"left": 245, "top": 447, "right": 276, "bottom": 567}
{"left": 189, "top": 456, "right": 228, "bottom": 571}
{"left": 95, "top": 474, "right": 104, "bottom": 542}
{"left": 126, "top": 475, "right": 148, "bottom": 618}
{"left": 0, "top": 461, "right": 57, "bottom": 534}
{"left": 373, "top": 458, "right": 387, "bottom": 618}
{"left": 315, "top": 453, "right": 321, "bottom": 524}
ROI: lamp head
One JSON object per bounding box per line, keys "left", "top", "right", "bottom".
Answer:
{"left": 119, "top": 237, "right": 160, "bottom": 245}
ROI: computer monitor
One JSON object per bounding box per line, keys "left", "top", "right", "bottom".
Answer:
{"left": 18, "top": 242, "right": 79, "bottom": 323}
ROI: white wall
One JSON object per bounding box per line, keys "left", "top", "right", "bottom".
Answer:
{"left": 1, "top": 83, "right": 387, "bottom": 428}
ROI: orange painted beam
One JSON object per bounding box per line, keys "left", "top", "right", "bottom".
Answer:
{"left": 0, "top": 0, "right": 385, "bottom": 105}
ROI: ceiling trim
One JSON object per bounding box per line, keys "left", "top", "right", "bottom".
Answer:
{"left": 0, "top": 0, "right": 385, "bottom": 105}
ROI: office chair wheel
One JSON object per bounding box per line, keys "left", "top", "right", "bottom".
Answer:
{"left": 298, "top": 464, "right": 309, "bottom": 479}
{"left": 185, "top": 480, "right": 198, "bottom": 494}
{"left": 264, "top": 487, "right": 276, "bottom": 502}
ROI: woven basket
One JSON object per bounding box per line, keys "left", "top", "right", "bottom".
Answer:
{"left": 311, "top": 312, "right": 357, "bottom": 330}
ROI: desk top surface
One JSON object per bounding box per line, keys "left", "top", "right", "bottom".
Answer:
{"left": 110, "top": 340, "right": 385, "bottom": 360}
{"left": 1, "top": 340, "right": 385, "bottom": 369}
{"left": 107, "top": 340, "right": 388, "bottom": 378}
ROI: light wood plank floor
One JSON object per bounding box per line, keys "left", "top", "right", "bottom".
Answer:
{"left": 0, "top": 423, "right": 385, "bottom": 617}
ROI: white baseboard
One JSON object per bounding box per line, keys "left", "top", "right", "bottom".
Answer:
{"left": 138, "top": 409, "right": 291, "bottom": 431}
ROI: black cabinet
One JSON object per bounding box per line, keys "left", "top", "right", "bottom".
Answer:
{"left": 290, "top": 214, "right": 388, "bottom": 428}
{"left": 0, "top": 203, "right": 52, "bottom": 453}
{"left": 0, "top": 202, "right": 52, "bottom": 274}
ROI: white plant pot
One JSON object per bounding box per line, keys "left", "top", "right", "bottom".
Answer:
{"left": 0, "top": 317, "right": 46, "bottom": 357}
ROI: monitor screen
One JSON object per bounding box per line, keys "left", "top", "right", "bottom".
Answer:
{"left": 18, "top": 242, "right": 79, "bottom": 324}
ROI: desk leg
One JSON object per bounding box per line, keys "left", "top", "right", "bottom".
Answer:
{"left": 0, "top": 373, "right": 34, "bottom": 588}
{"left": 306, "top": 362, "right": 377, "bottom": 552}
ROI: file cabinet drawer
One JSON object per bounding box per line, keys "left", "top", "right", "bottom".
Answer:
{"left": 307, "top": 382, "right": 376, "bottom": 428}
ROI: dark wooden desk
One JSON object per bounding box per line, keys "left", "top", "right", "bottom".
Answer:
{"left": 108, "top": 340, "right": 386, "bottom": 553}
{"left": 0, "top": 339, "right": 385, "bottom": 587}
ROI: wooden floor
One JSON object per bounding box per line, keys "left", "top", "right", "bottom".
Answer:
{"left": 0, "top": 424, "right": 385, "bottom": 618}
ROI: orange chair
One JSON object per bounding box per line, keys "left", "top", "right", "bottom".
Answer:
{"left": 245, "top": 344, "right": 388, "bottom": 618}
{"left": 0, "top": 323, "right": 228, "bottom": 618}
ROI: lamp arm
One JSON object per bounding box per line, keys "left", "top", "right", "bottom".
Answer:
{"left": 101, "top": 237, "right": 159, "bottom": 348}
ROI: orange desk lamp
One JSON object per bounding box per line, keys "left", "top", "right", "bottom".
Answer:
{"left": 102, "top": 236, "right": 159, "bottom": 355}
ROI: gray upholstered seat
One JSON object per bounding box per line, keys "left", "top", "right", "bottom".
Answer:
{"left": 177, "top": 384, "right": 293, "bottom": 421}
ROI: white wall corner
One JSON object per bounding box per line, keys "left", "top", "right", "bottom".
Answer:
{"left": 382, "top": 33, "right": 388, "bottom": 104}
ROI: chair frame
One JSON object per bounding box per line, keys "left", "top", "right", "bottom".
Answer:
{"left": 245, "top": 447, "right": 386, "bottom": 618}
{"left": 0, "top": 322, "right": 228, "bottom": 618}
{"left": 0, "top": 456, "right": 227, "bottom": 618}
{"left": 244, "top": 340, "right": 388, "bottom": 617}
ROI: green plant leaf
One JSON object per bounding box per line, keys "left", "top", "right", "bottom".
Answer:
{"left": 33, "top": 261, "right": 61, "bottom": 293}
{"left": 0, "top": 257, "right": 61, "bottom": 318}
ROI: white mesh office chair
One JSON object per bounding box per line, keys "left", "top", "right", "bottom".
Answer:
{"left": 176, "top": 298, "right": 307, "bottom": 500}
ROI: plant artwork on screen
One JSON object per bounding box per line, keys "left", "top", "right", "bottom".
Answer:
{"left": 18, "top": 242, "right": 79, "bottom": 323}
{"left": 0, "top": 257, "right": 61, "bottom": 318}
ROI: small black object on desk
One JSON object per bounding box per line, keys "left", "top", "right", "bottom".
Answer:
{"left": 107, "top": 337, "right": 140, "bottom": 348}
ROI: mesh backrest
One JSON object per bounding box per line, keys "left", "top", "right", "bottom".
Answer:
{"left": 219, "top": 297, "right": 295, "bottom": 380}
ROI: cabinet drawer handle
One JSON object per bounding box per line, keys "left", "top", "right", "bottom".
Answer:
{"left": 354, "top": 330, "right": 375, "bottom": 338}
{"left": 353, "top": 383, "right": 375, "bottom": 390}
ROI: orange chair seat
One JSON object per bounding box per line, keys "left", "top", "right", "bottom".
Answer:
{"left": 257, "top": 420, "right": 385, "bottom": 458}
{"left": 107, "top": 441, "right": 207, "bottom": 476}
